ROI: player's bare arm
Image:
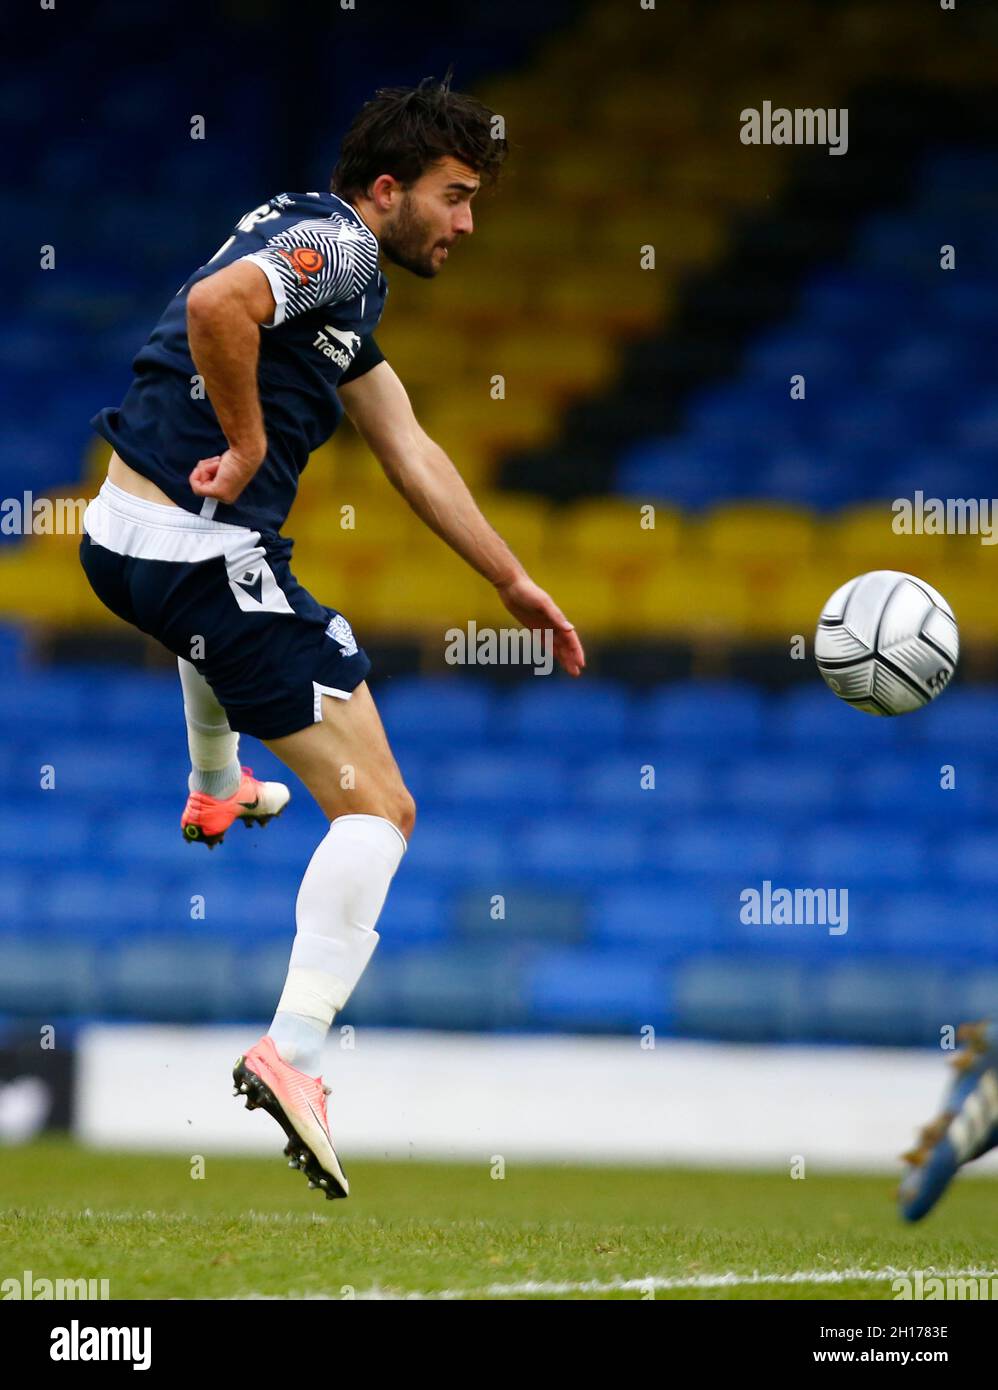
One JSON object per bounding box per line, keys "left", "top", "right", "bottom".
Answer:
{"left": 340, "top": 360, "right": 586, "bottom": 677}
{"left": 186, "top": 259, "right": 276, "bottom": 503}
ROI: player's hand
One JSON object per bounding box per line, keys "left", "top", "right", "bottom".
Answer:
{"left": 189, "top": 444, "right": 265, "bottom": 504}
{"left": 495, "top": 573, "right": 586, "bottom": 677}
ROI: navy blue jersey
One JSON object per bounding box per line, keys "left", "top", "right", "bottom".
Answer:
{"left": 92, "top": 192, "right": 388, "bottom": 535}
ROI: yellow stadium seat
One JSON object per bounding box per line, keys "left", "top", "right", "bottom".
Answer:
{"left": 514, "top": 561, "right": 620, "bottom": 637}
{"left": 288, "top": 496, "right": 417, "bottom": 558}
{"left": 552, "top": 498, "right": 684, "bottom": 569}
{"left": 927, "top": 568, "right": 998, "bottom": 642}
{"left": 767, "top": 564, "right": 850, "bottom": 638}
{"left": 419, "top": 394, "right": 558, "bottom": 457}
{"left": 363, "top": 559, "right": 492, "bottom": 632}
{"left": 537, "top": 270, "right": 672, "bottom": 333}
{"left": 831, "top": 505, "right": 956, "bottom": 579}
{"left": 630, "top": 560, "right": 757, "bottom": 638}
{"left": 699, "top": 504, "right": 816, "bottom": 564}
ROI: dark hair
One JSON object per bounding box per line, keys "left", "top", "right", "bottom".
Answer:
{"left": 330, "top": 70, "right": 507, "bottom": 201}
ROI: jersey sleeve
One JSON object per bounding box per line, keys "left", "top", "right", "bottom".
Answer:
{"left": 339, "top": 334, "right": 385, "bottom": 385}
{"left": 242, "top": 217, "right": 379, "bottom": 328}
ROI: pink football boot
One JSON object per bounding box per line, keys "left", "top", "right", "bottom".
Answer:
{"left": 233, "top": 1036, "right": 348, "bottom": 1199}
{"left": 181, "top": 766, "right": 290, "bottom": 848}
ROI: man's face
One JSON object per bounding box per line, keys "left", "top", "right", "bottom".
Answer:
{"left": 378, "top": 157, "right": 480, "bottom": 278}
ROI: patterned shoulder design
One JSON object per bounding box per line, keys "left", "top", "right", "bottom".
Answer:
{"left": 243, "top": 214, "right": 380, "bottom": 327}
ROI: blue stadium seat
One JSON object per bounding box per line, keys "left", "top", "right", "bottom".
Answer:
{"left": 742, "top": 326, "right": 860, "bottom": 384}
{"left": 755, "top": 450, "right": 869, "bottom": 509}
{"left": 616, "top": 441, "right": 741, "bottom": 508}
{"left": 526, "top": 948, "right": 670, "bottom": 1030}
{"left": 0, "top": 807, "right": 94, "bottom": 864}
{"left": 797, "top": 269, "right": 913, "bottom": 335}
{"left": 0, "top": 674, "right": 102, "bottom": 734}
{"left": 0, "top": 623, "right": 28, "bottom": 667}
{"left": 684, "top": 385, "right": 801, "bottom": 448}
{"left": 39, "top": 872, "right": 166, "bottom": 942}
{"left": 814, "top": 963, "right": 956, "bottom": 1045}
{"left": 850, "top": 756, "right": 984, "bottom": 821}
{"left": 942, "top": 831, "right": 998, "bottom": 889}
{"left": 655, "top": 818, "right": 789, "bottom": 881}
{"left": 875, "top": 333, "right": 974, "bottom": 389}
{"left": 452, "top": 883, "right": 585, "bottom": 943}
{"left": 879, "top": 892, "right": 997, "bottom": 960}
{"left": 497, "top": 681, "right": 634, "bottom": 751}
{"left": 719, "top": 756, "right": 841, "bottom": 818}
{"left": 673, "top": 958, "right": 806, "bottom": 1039}
{"left": 931, "top": 278, "right": 998, "bottom": 332}
{"left": 238, "top": 940, "right": 299, "bottom": 1021}
{"left": 0, "top": 873, "right": 38, "bottom": 933}
{"left": 377, "top": 676, "right": 494, "bottom": 747}
{"left": 0, "top": 938, "right": 100, "bottom": 1013}
{"left": 16, "top": 742, "right": 162, "bottom": 798}
{"left": 795, "top": 823, "right": 928, "bottom": 887}
{"left": 378, "top": 944, "right": 527, "bottom": 1030}
{"left": 955, "top": 969, "right": 998, "bottom": 1022}
{"left": 404, "top": 815, "right": 510, "bottom": 882}
{"left": 590, "top": 883, "right": 721, "bottom": 950}
{"left": 427, "top": 751, "right": 568, "bottom": 810}
{"left": 102, "top": 937, "right": 238, "bottom": 1020}
{"left": 379, "top": 880, "right": 452, "bottom": 949}
{"left": 575, "top": 755, "right": 712, "bottom": 814}
{"left": 178, "top": 877, "right": 294, "bottom": 940}
{"left": 103, "top": 675, "right": 188, "bottom": 730}
{"left": 638, "top": 681, "right": 767, "bottom": 748}
{"left": 777, "top": 686, "right": 908, "bottom": 752}
{"left": 513, "top": 813, "right": 649, "bottom": 883}
{"left": 910, "top": 688, "right": 998, "bottom": 750}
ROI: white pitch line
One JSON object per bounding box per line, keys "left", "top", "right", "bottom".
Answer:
{"left": 232, "top": 1267, "right": 998, "bottom": 1301}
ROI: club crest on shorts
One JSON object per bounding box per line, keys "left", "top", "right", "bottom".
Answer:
{"left": 325, "top": 613, "right": 358, "bottom": 656}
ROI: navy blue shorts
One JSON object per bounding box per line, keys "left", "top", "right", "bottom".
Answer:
{"left": 80, "top": 481, "right": 371, "bottom": 740}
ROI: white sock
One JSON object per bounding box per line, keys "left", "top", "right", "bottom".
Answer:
{"left": 269, "top": 814, "right": 407, "bottom": 1077}
{"left": 178, "top": 658, "right": 241, "bottom": 798}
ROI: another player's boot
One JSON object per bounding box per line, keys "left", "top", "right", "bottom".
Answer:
{"left": 181, "top": 766, "right": 290, "bottom": 848}
{"left": 898, "top": 1021, "right": 998, "bottom": 1222}
{"left": 233, "top": 1035, "right": 348, "bottom": 1199}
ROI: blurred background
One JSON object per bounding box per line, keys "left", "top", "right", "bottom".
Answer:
{"left": 2, "top": 0, "right": 998, "bottom": 1157}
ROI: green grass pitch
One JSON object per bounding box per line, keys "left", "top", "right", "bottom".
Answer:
{"left": 2, "top": 1139, "right": 995, "bottom": 1300}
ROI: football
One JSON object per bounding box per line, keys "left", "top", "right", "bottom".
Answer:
{"left": 814, "top": 569, "right": 959, "bottom": 715}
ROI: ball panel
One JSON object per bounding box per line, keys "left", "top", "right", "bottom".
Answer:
{"left": 870, "top": 659, "right": 929, "bottom": 714}
{"left": 900, "top": 570, "right": 957, "bottom": 620}
{"left": 814, "top": 623, "right": 872, "bottom": 664}
{"left": 814, "top": 656, "right": 877, "bottom": 701}
{"left": 840, "top": 570, "right": 904, "bottom": 649}
{"left": 878, "top": 579, "right": 934, "bottom": 658}
{"left": 815, "top": 569, "right": 958, "bottom": 717}
{"left": 818, "top": 575, "right": 861, "bottom": 623}
{"left": 921, "top": 603, "right": 960, "bottom": 665}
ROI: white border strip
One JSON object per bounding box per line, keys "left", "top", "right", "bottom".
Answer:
{"left": 227, "top": 1267, "right": 998, "bottom": 1300}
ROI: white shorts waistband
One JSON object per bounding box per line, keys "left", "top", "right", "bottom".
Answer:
{"left": 94, "top": 478, "right": 246, "bottom": 533}
{"left": 84, "top": 479, "right": 261, "bottom": 565}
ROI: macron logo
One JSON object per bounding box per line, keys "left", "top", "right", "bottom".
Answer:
{"left": 313, "top": 325, "right": 361, "bottom": 369}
